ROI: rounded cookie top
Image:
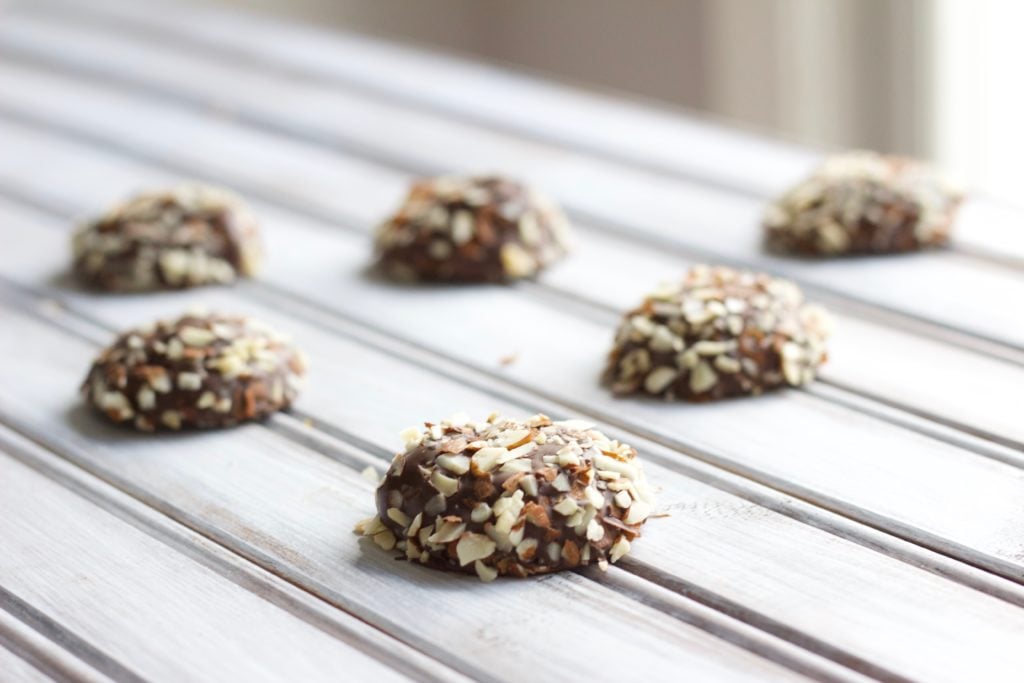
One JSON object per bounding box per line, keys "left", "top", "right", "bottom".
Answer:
{"left": 72, "top": 183, "right": 263, "bottom": 291}
{"left": 603, "top": 265, "right": 831, "bottom": 401}
{"left": 356, "top": 413, "right": 653, "bottom": 581}
{"left": 374, "top": 175, "right": 572, "bottom": 282}
{"left": 82, "top": 311, "right": 307, "bottom": 431}
{"left": 763, "top": 151, "right": 962, "bottom": 256}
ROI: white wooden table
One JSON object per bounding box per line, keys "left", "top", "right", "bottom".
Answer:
{"left": 0, "top": 1, "right": 1022, "bottom": 681}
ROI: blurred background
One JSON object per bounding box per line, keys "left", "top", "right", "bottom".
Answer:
{"left": 217, "top": 0, "right": 1021, "bottom": 203}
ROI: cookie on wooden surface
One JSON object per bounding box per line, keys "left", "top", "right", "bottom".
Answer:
{"left": 603, "top": 265, "right": 831, "bottom": 401}
{"left": 72, "top": 184, "right": 262, "bottom": 291}
{"left": 82, "top": 311, "right": 306, "bottom": 431}
{"left": 763, "top": 151, "right": 962, "bottom": 255}
{"left": 356, "top": 413, "right": 653, "bottom": 580}
{"left": 374, "top": 175, "right": 571, "bottom": 282}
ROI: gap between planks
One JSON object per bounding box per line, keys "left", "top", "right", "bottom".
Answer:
{"left": 0, "top": 585, "right": 146, "bottom": 683}
{"left": 0, "top": 295, "right": 873, "bottom": 683}
{"left": 0, "top": 603, "right": 115, "bottom": 683}
{"left": 0, "top": 38, "right": 1021, "bottom": 368}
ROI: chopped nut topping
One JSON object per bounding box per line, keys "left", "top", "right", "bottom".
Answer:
{"left": 437, "top": 453, "right": 470, "bottom": 474}
{"left": 387, "top": 507, "right": 411, "bottom": 528}
{"left": 604, "top": 265, "right": 831, "bottom": 401}
{"left": 764, "top": 151, "right": 962, "bottom": 256}
{"left": 71, "top": 183, "right": 262, "bottom": 292}
{"left": 609, "top": 536, "right": 631, "bottom": 563}
{"left": 81, "top": 312, "right": 306, "bottom": 431}
{"left": 456, "top": 533, "right": 497, "bottom": 566}
{"left": 474, "top": 560, "right": 498, "bottom": 582}
{"left": 358, "top": 414, "right": 655, "bottom": 580}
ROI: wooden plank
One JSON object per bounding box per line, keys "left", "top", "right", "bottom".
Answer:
{"left": 33, "top": 0, "right": 1024, "bottom": 268}
{"left": 0, "top": 448, "right": 424, "bottom": 683}
{"left": 1, "top": 205, "right": 1024, "bottom": 681}
{"left": 0, "top": 90, "right": 1020, "bottom": 456}
{"left": 0, "top": 608, "right": 112, "bottom": 683}
{"left": 0, "top": 646, "right": 56, "bottom": 683}
{"left": 0, "top": 308, "right": 833, "bottom": 683}
{"left": 0, "top": 648, "right": 65, "bottom": 683}
{"left": 1, "top": 20, "right": 1023, "bottom": 353}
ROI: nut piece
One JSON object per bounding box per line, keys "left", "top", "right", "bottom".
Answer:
{"left": 374, "top": 175, "right": 572, "bottom": 282}
{"left": 72, "top": 183, "right": 263, "bottom": 291}
{"left": 81, "top": 311, "right": 307, "bottom": 430}
{"left": 763, "top": 151, "right": 963, "bottom": 256}
{"left": 356, "top": 413, "right": 654, "bottom": 580}
{"left": 603, "top": 265, "right": 831, "bottom": 401}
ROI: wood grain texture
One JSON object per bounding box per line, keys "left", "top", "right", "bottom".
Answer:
{"left": 0, "top": 136, "right": 1023, "bottom": 587}
{"left": 33, "top": 0, "right": 1024, "bottom": 268}
{"left": 0, "top": 426, "right": 477, "bottom": 683}
{"left": 0, "top": 448, "right": 420, "bottom": 683}
{"left": 0, "top": 16, "right": 1022, "bottom": 354}
{"left": 0, "top": 4, "right": 1023, "bottom": 681}
{"left": 0, "top": 608, "right": 112, "bottom": 683}
{"left": 2, "top": 204, "right": 1024, "bottom": 682}
{"left": 0, "top": 645, "right": 64, "bottom": 683}
{"left": 0, "top": 307, "right": 824, "bottom": 683}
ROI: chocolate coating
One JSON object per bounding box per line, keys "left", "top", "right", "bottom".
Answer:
{"left": 82, "top": 312, "right": 307, "bottom": 431}
{"left": 374, "top": 175, "right": 572, "bottom": 282}
{"left": 603, "top": 265, "right": 831, "bottom": 401}
{"left": 763, "top": 151, "right": 962, "bottom": 256}
{"left": 72, "top": 184, "right": 263, "bottom": 291}
{"left": 356, "top": 414, "right": 653, "bottom": 580}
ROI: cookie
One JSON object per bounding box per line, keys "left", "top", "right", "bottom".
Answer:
{"left": 356, "top": 413, "right": 653, "bottom": 581}
{"left": 72, "top": 183, "right": 263, "bottom": 291}
{"left": 763, "top": 151, "right": 962, "bottom": 255}
{"left": 82, "top": 311, "right": 307, "bottom": 431}
{"left": 374, "top": 175, "right": 572, "bottom": 282}
{"left": 603, "top": 265, "right": 831, "bottom": 401}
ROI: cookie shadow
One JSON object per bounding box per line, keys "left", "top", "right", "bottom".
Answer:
{"left": 359, "top": 262, "right": 515, "bottom": 290}
{"left": 63, "top": 402, "right": 237, "bottom": 445}
{"left": 351, "top": 536, "right": 486, "bottom": 589}
{"left": 760, "top": 239, "right": 951, "bottom": 261}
